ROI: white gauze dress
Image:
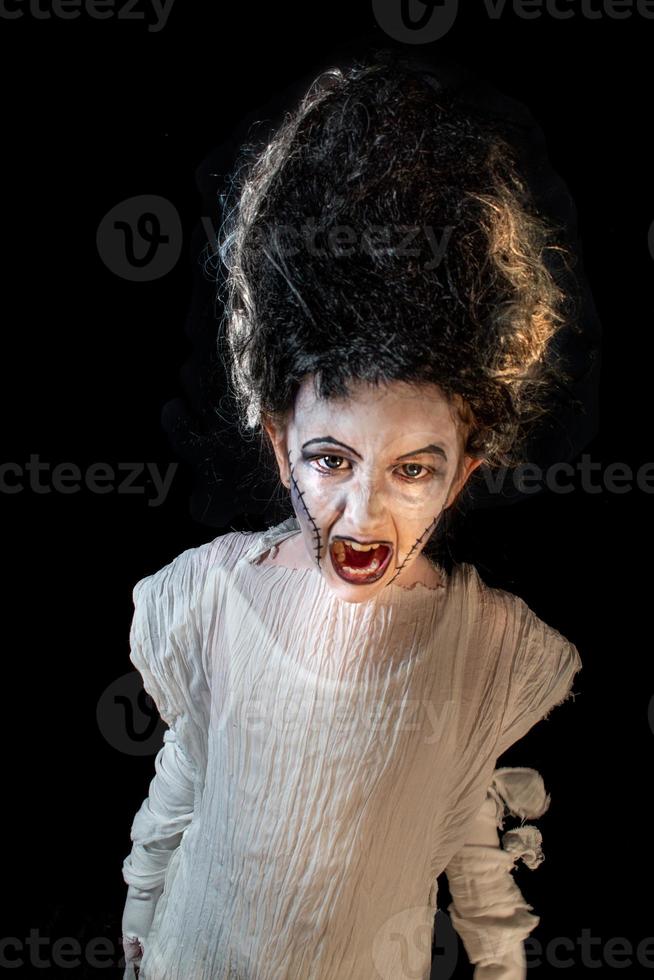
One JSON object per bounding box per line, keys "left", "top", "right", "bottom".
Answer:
{"left": 120, "top": 517, "right": 582, "bottom": 980}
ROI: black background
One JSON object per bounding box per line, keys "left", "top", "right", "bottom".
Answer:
{"left": 3, "top": 1, "right": 653, "bottom": 977}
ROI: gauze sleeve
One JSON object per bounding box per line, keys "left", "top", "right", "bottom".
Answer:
{"left": 494, "top": 594, "right": 583, "bottom": 759}
{"left": 445, "top": 767, "right": 551, "bottom": 980}
{"left": 120, "top": 727, "right": 197, "bottom": 976}
{"left": 120, "top": 547, "right": 214, "bottom": 976}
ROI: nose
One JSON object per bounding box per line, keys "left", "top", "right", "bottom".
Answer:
{"left": 340, "top": 478, "right": 388, "bottom": 538}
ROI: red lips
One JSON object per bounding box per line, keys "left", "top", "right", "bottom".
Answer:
{"left": 329, "top": 541, "right": 393, "bottom": 584}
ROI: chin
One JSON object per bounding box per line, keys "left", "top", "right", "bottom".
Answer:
{"left": 327, "top": 582, "right": 379, "bottom": 604}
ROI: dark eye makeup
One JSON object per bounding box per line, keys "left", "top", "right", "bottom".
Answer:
{"left": 303, "top": 453, "right": 442, "bottom": 483}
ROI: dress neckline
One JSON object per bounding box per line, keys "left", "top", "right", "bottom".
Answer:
{"left": 234, "top": 521, "right": 451, "bottom": 691}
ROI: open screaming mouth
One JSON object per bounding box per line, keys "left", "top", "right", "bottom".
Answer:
{"left": 329, "top": 540, "right": 393, "bottom": 584}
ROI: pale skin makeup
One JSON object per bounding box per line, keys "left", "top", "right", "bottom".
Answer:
{"left": 262, "top": 377, "right": 484, "bottom": 605}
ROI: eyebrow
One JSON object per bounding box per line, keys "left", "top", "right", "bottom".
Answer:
{"left": 301, "top": 436, "right": 448, "bottom": 462}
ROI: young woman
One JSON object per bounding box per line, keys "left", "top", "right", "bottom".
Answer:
{"left": 120, "top": 54, "right": 584, "bottom": 979}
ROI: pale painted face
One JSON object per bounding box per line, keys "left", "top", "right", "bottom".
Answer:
{"left": 263, "top": 377, "right": 483, "bottom": 604}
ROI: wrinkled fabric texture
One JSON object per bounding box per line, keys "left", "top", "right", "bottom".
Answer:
{"left": 444, "top": 768, "right": 550, "bottom": 980}
{"left": 121, "top": 517, "right": 582, "bottom": 979}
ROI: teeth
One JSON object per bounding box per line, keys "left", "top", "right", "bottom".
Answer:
{"left": 341, "top": 560, "right": 380, "bottom": 576}
{"left": 349, "top": 540, "right": 382, "bottom": 552}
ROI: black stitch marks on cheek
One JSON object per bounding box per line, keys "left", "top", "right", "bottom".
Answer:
{"left": 287, "top": 450, "right": 323, "bottom": 568}
{"left": 386, "top": 510, "right": 442, "bottom": 588}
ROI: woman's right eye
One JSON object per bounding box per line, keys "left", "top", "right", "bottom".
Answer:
{"left": 309, "top": 454, "right": 351, "bottom": 474}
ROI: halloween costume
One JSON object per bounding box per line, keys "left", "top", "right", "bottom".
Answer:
{"left": 121, "top": 516, "right": 581, "bottom": 979}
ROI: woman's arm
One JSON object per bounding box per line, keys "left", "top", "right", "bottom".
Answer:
{"left": 444, "top": 767, "right": 550, "bottom": 980}
{"left": 119, "top": 545, "right": 218, "bottom": 974}
{"left": 121, "top": 726, "right": 197, "bottom": 976}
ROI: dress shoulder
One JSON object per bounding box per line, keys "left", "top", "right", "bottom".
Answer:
{"left": 128, "top": 529, "right": 255, "bottom": 770}
{"left": 492, "top": 587, "right": 583, "bottom": 757}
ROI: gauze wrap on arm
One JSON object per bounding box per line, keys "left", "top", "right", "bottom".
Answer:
{"left": 122, "top": 727, "right": 197, "bottom": 890}
{"left": 121, "top": 727, "right": 197, "bottom": 976}
{"left": 445, "top": 767, "right": 550, "bottom": 980}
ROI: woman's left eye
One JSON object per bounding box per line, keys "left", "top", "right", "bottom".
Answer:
{"left": 398, "top": 462, "right": 431, "bottom": 480}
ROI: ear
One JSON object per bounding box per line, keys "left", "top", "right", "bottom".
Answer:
{"left": 262, "top": 414, "right": 291, "bottom": 489}
{"left": 444, "top": 456, "right": 484, "bottom": 509}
